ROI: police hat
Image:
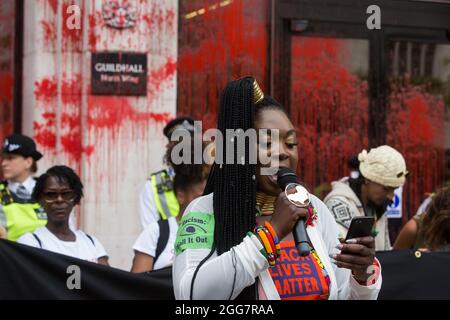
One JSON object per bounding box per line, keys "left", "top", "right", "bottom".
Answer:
{"left": 2, "top": 134, "right": 43, "bottom": 161}
{"left": 163, "top": 116, "right": 196, "bottom": 139}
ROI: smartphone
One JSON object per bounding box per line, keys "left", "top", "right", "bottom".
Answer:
{"left": 345, "top": 216, "right": 375, "bottom": 240}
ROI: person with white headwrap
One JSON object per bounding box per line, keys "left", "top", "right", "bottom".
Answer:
{"left": 324, "top": 145, "right": 408, "bottom": 251}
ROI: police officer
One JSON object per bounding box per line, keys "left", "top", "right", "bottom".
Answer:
{"left": 0, "top": 134, "right": 46, "bottom": 241}
{"left": 139, "top": 117, "right": 196, "bottom": 229}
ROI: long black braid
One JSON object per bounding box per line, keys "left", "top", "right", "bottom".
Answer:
{"left": 205, "top": 77, "right": 256, "bottom": 255}
{"left": 204, "top": 77, "right": 284, "bottom": 255}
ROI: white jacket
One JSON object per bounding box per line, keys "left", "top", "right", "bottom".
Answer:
{"left": 323, "top": 177, "right": 391, "bottom": 251}
{"left": 173, "top": 193, "right": 381, "bottom": 300}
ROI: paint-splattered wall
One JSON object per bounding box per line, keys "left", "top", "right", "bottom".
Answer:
{"left": 178, "top": 0, "right": 270, "bottom": 130}
{"left": 290, "top": 37, "right": 370, "bottom": 198}
{"left": 23, "top": 0, "right": 178, "bottom": 269}
{"left": 290, "top": 37, "right": 448, "bottom": 227}
{"left": 0, "top": 1, "right": 15, "bottom": 151}
{"left": 178, "top": 2, "right": 449, "bottom": 227}
{"left": 387, "top": 41, "right": 449, "bottom": 222}
{"left": 387, "top": 82, "right": 445, "bottom": 221}
{"left": 18, "top": 0, "right": 449, "bottom": 264}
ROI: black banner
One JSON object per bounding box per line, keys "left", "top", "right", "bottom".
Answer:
{"left": 0, "top": 239, "right": 173, "bottom": 299}
{"left": 91, "top": 52, "right": 147, "bottom": 96}
{"left": 377, "top": 249, "right": 450, "bottom": 300}
{"left": 1, "top": 239, "right": 450, "bottom": 299}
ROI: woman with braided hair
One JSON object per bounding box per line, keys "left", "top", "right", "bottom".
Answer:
{"left": 173, "top": 77, "right": 382, "bottom": 300}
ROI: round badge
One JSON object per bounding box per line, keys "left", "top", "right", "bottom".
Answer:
{"left": 285, "top": 183, "right": 310, "bottom": 208}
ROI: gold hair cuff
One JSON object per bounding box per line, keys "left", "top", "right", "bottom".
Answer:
{"left": 253, "top": 79, "right": 264, "bottom": 104}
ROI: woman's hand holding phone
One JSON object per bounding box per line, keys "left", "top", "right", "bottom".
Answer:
{"left": 331, "top": 217, "right": 376, "bottom": 283}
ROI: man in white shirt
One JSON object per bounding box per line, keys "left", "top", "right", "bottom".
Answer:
{"left": 324, "top": 145, "right": 408, "bottom": 251}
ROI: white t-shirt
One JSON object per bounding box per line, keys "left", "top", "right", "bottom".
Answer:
{"left": 139, "top": 180, "right": 159, "bottom": 229}
{"left": 133, "top": 217, "right": 178, "bottom": 270}
{"left": 18, "top": 227, "right": 108, "bottom": 263}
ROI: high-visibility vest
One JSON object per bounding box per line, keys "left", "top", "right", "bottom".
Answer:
{"left": 150, "top": 170, "right": 179, "bottom": 220}
{"left": 0, "top": 182, "right": 47, "bottom": 242}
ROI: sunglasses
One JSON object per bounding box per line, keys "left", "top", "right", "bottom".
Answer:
{"left": 42, "top": 191, "right": 77, "bottom": 203}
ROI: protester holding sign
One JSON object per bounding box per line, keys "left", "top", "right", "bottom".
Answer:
{"left": 173, "top": 77, "right": 381, "bottom": 300}
{"left": 324, "top": 146, "right": 408, "bottom": 251}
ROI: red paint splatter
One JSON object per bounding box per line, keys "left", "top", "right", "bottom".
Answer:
{"left": 34, "top": 77, "right": 86, "bottom": 162}
{"left": 30, "top": 0, "right": 178, "bottom": 220}
{"left": 87, "top": 96, "right": 171, "bottom": 130}
{"left": 290, "top": 37, "right": 369, "bottom": 193}
{"left": 40, "top": 1, "right": 83, "bottom": 52}
{"left": 46, "top": 0, "right": 58, "bottom": 14}
{"left": 33, "top": 113, "right": 57, "bottom": 150}
{"left": 41, "top": 20, "right": 57, "bottom": 49}
{"left": 147, "top": 58, "right": 177, "bottom": 100}
{"left": 61, "top": 132, "right": 94, "bottom": 161}
{"left": 61, "top": 74, "right": 82, "bottom": 104}
{"left": 40, "top": 0, "right": 58, "bottom": 49}
{"left": 33, "top": 110, "right": 92, "bottom": 163}
{"left": 33, "top": 1, "right": 177, "bottom": 165}
{"left": 178, "top": 0, "right": 270, "bottom": 130}
{"left": 34, "top": 75, "right": 171, "bottom": 162}
{"left": 34, "top": 121, "right": 57, "bottom": 149}
{"left": 88, "top": 12, "right": 102, "bottom": 50}
{"left": 401, "top": 95, "right": 435, "bottom": 143}
{"left": 35, "top": 75, "right": 82, "bottom": 105}
{"left": 87, "top": 2, "right": 176, "bottom": 52}
{"left": 34, "top": 78, "right": 58, "bottom": 101}
{"left": 387, "top": 77, "right": 446, "bottom": 221}
{"left": 142, "top": 7, "right": 176, "bottom": 32}
{"left": 0, "top": 73, "right": 13, "bottom": 101}
{"left": 62, "top": 2, "right": 83, "bottom": 52}
{"left": 0, "top": 2, "right": 17, "bottom": 163}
